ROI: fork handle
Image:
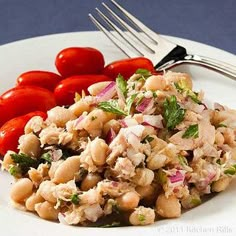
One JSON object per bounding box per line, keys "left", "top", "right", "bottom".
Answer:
{"left": 160, "top": 54, "right": 236, "bottom": 80}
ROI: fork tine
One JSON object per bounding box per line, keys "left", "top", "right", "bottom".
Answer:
{"left": 101, "top": 2, "right": 155, "bottom": 53}
{"left": 110, "top": 0, "right": 159, "bottom": 44}
{"left": 88, "top": 13, "right": 139, "bottom": 58}
{"left": 95, "top": 7, "right": 153, "bottom": 57}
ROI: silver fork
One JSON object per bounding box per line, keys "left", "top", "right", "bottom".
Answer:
{"left": 89, "top": 0, "right": 236, "bottom": 80}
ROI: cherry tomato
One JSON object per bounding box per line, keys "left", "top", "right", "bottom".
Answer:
{"left": 103, "top": 57, "right": 155, "bottom": 80}
{"left": 0, "top": 86, "right": 56, "bottom": 127}
{"left": 54, "top": 75, "right": 112, "bottom": 106}
{"left": 16, "top": 70, "right": 62, "bottom": 91}
{"left": 0, "top": 111, "right": 46, "bottom": 156}
{"left": 55, "top": 47, "right": 105, "bottom": 77}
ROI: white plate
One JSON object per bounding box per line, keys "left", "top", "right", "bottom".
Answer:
{"left": 0, "top": 31, "right": 236, "bottom": 236}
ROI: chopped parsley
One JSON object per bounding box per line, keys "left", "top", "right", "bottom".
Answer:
{"left": 135, "top": 68, "right": 152, "bottom": 79}
{"left": 175, "top": 81, "right": 201, "bottom": 104}
{"left": 178, "top": 155, "right": 188, "bottom": 166}
{"left": 98, "top": 100, "right": 127, "bottom": 116}
{"left": 9, "top": 165, "right": 21, "bottom": 177}
{"left": 141, "top": 135, "right": 154, "bottom": 143}
{"left": 188, "top": 92, "right": 201, "bottom": 104}
{"left": 41, "top": 152, "right": 52, "bottom": 163}
{"left": 116, "top": 74, "right": 128, "bottom": 98}
{"left": 10, "top": 153, "right": 40, "bottom": 175}
{"left": 163, "top": 95, "right": 185, "bottom": 130}
{"left": 182, "top": 124, "right": 199, "bottom": 139}
{"left": 91, "top": 116, "right": 97, "bottom": 121}
{"left": 217, "top": 123, "right": 227, "bottom": 128}
{"left": 126, "top": 93, "right": 137, "bottom": 115}
{"left": 138, "top": 214, "right": 146, "bottom": 222}
{"left": 216, "top": 159, "right": 222, "bottom": 165}
{"left": 71, "top": 193, "right": 80, "bottom": 205}
{"left": 224, "top": 166, "right": 236, "bottom": 175}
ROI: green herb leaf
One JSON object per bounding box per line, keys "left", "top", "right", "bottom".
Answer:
{"left": 174, "top": 79, "right": 190, "bottom": 91}
{"left": 182, "top": 124, "right": 199, "bottom": 139}
{"left": 188, "top": 92, "right": 201, "bottom": 104}
{"left": 9, "top": 165, "right": 21, "bottom": 177}
{"left": 116, "top": 74, "right": 128, "bottom": 97}
{"left": 174, "top": 81, "right": 201, "bottom": 104}
{"left": 138, "top": 214, "right": 146, "bottom": 222}
{"left": 224, "top": 166, "right": 236, "bottom": 175}
{"left": 217, "top": 123, "right": 227, "bottom": 128}
{"left": 135, "top": 68, "right": 152, "bottom": 79}
{"left": 157, "top": 169, "right": 167, "bottom": 185}
{"left": 91, "top": 116, "right": 97, "bottom": 121}
{"left": 141, "top": 135, "right": 154, "bottom": 143}
{"left": 11, "top": 153, "right": 40, "bottom": 175}
{"left": 178, "top": 155, "right": 188, "bottom": 166}
{"left": 98, "top": 100, "right": 127, "bottom": 116}
{"left": 163, "top": 95, "right": 185, "bottom": 130}
{"left": 126, "top": 93, "right": 137, "bottom": 115}
{"left": 71, "top": 193, "right": 79, "bottom": 205}
{"left": 41, "top": 152, "right": 52, "bottom": 163}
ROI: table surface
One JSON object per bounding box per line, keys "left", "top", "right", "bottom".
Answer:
{"left": 0, "top": 0, "right": 235, "bottom": 55}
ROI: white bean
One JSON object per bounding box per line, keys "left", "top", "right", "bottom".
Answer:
{"left": 80, "top": 173, "right": 102, "bottom": 191}
{"left": 47, "top": 106, "right": 76, "bottom": 127}
{"left": 28, "top": 168, "right": 42, "bottom": 186}
{"left": 147, "top": 154, "right": 167, "bottom": 170}
{"left": 25, "top": 193, "right": 44, "bottom": 211}
{"left": 38, "top": 180, "right": 57, "bottom": 203}
{"left": 53, "top": 156, "right": 80, "bottom": 183}
{"left": 2, "top": 150, "right": 15, "bottom": 171}
{"left": 129, "top": 206, "right": 155, "bottom": 226}
{"left": 156, "top": 194, "right": 181, "bottom": 218}
{"left": 91, "top": 138, "right": 109, "bottom": 166}
{"left": 35, "top": 201, "right": 59, "bottom": 221}
{"left": 116, "top": 191, "right": 140, "bottom": 211}
{"left": 83, "top": 109, "right": 116, "bottom": 138}
{"left": 10, "top": 178, "right": 33, "bottom": 203}
{"left": 212, "top": 176, "right": 231, "bottom": 192}
{"left": 132, "top": 168, "right": 154, "bottom": 186}
{"left": 18, "top": 133, "right": 41, "bottom": 158}
{"left": 69, "top": 99, "right": 91, "bottom": 117}
{"left": 48, "top": 160, "right": 64, "bottom": 179}
{"left": 144, "top": 75, "right": 166, "bottom": 91}
{"left": 24, "top": 116, "right": 44, "bottom": 134}
{"left": 135, "top": 185, "right": 155, "bottom": 201}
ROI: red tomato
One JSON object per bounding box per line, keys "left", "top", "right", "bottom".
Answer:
{"left": 0, "top": 86, "right": 56, "bottom": 127}
{"left": 103, "top": 57, "right": 155, "bottom": 80}
{"left": 16, "top": 70, "right": 62, "bottom": 91}
{"left": 54, "top": 75, "right": 112, "bottom": 106}
{"left": 0, "top": 111, "right": 47, "bottom": 156}
{"left": 55, "top": 47, "right": 105, "bottom": 77}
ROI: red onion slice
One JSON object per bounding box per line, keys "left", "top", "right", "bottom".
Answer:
{"left": 105, "top": 128, "right": 116, "bottom": 144}
{"left": 136, "top": 97, "right": 154, "bottom": 114}
{"left": 96, "top": 81, "right": 116, "bottom": 102}
{"left": 169, "top": 170, "right": 185, "bottom": 183}
{"left": 75, "top": 114, "right": 86, "bottom": 130}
